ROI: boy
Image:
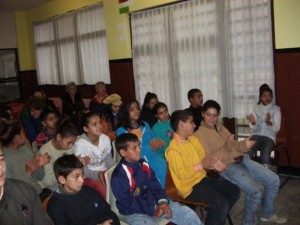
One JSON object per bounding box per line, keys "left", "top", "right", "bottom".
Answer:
{"left": 165, "top": 110, "right": 240, "bottom": 225}
{"left": 0, "top": 148, "right": 53, "bottom": 225}
{"left": 111, "top": 133, "right": 202, "bottom": 225}
{"left": 185, "top": 88, "right": 203, "bottom": 131}
{"left": 47, "top": 154, "right": 120, "bottom": 225}
{"left": 36, "top": 110, "right": 58, "bottom": 150}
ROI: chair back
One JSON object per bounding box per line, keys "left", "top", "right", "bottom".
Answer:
{"left": 112, "top": 140, "right": 122, "bottom": 162}
{"left": 276, "top": 117, "right": 287, "bottom": 146}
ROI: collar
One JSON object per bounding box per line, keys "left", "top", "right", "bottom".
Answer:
{"left": 201, "top": 121, "right": 222, "bottom": 132}
{"left": 174, "top": 133, "right": 189, "bottom": 143}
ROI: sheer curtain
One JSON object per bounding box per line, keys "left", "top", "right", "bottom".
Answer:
{"left": 33, "top": 4, "right": 110, "bottom": 85}
{"left": 131, "top": 0, "right": 274, "bottom": 117}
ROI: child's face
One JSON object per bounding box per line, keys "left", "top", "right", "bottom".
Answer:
{"left": 60, "top": 168, "right": 84, "bottom": 193}
{"left": 203, "top": 108, "right": 219, "bottom": 128}
{"left": 43, "top": 113, "right": 58, "bottom": 130}
{"left": 84, "top": 115, "right": 102, "bottom": 136}
{"left": 129, "top": 102, "right": 140, "bottom": 122}
{"left": 180, "top": 116, "right": 196, "bottom": 136}
{"left": 156, "top": 106, "right": 169, "bottom": 122}
{"left": 120, "top": 140, "right": 141, "bottom": 163}
{"left": 0, "top": 153, "right": 6, "bottom": 189}
{"left": 190, "top": 91, "right": 203, "bottom": 107}
{"left": 30, "top": 108, "right": 43, "bottom": 119}
{"left": 14, "top": 129, "right": 26, "bottom": 146}
{"left": 56, "top": 134, "right": 77, "bottom": 150}
{"left": 260, "top": 91, "right": 273, "bottom": 106}
{"left": 147, "top": 98, "right": 158, "bottom": 110}
{"left": 111, "top": 105, "right": 120, "bottom": 114}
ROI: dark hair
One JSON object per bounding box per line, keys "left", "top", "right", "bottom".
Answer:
{"left": 170, "top": 110, "right": 193, "bottom": 131}
{"left": 115, "top": 133, "right": 139, "bottom": 155}
{"left": 153, "top": 102, "right": 168, "bottom": 115}
{"left": 25, "top": 96, "right": 47, "bottom": 110}
{"left": 202, "top": 100, "right": 221, "bottom": 114}
{"left": 142, "top": 92, "right": 158, "bottom": 110}
{"left": 258, "top": 83, "right": 273, "bottom": 104}
{"left": 0, "top": 120, "right": 23, "bottom": 147}
{"left": 81, "top": 112, "right": 100, "bottom": 133}
{"left": 40, "top": 109, "right": 57, "bottom": 122}
{"left": 0, "top": 105, "right": 12, "bottom": 120}
{"left": 118, "top": 100, "right": 144, "bottom": 130}
{"left": 56, "top": 121, "right": 78, "bottom": 138}
{"left": 54, "top": 154, "right": 83, "bottom": 180}
{"left": 187, "top": 89, "right": 202, "bottom": 101}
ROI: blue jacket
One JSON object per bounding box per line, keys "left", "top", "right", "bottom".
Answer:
{"left": 116, "top": 122, "right": 166, "bottom": 187}
{"left": 111, "top": 159, "right": 168, "bottom": 216}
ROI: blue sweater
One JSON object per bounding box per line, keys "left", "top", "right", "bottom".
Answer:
{"left": 111, "top": 159, "right": 168, "bottom": 216}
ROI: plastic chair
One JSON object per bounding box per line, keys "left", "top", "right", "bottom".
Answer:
{"left": 104, "top": 165, "right": 170, "bottom": 225}
{"left": 111, "top": 140, "right": 122, "bottom": 162}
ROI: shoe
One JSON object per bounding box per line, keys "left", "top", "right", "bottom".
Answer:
{"left": 260, "top": 214, "right": 287, "bottom": 223}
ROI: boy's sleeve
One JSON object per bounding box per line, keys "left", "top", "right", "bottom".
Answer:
{"left": 147, "top": 165, "right": 168, "bottom": 202}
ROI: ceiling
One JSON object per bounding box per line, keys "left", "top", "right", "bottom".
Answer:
{"left": 0, "top": 0, "right": 50, "bottom": 12}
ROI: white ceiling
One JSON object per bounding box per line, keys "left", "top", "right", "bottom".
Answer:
{"left": 0, "top": 0, "right": 51, "bottom": 12}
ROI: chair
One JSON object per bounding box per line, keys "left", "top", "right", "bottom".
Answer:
{"left": 111, "top": 140, "right": 122, "bottom": 162}
{"left": 104, "top": 165, "right": 170, "bottom": 225}
{"left": 165, "top": 167, "right": 233, "bottom": 225}
{"left": 32, "top": 141, "right": 38, "bottom": 153}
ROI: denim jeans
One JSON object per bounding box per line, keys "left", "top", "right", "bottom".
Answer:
{"left": 248, "top": 135, "right": 275, "bottom": 165}
{"left": 125, "top": 201, "right": 202, "bottom": 225}
{"left": 220, "top": 155, "right": 280, "bottom": 225}
{"left": 186, "top": 175, "right": 240, "bottom": 225}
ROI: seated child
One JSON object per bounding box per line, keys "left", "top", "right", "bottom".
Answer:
{"left": 47, "top": 154, "right": 120, "bottom": 225}
{"left": 36, "top": 110, "right": 58, "bottom": 151}
{"left": 38, "top": 122, "right": 79, "bottom": 190}
{"left": 111, "top": 133, "right": 202, "bottom": 225}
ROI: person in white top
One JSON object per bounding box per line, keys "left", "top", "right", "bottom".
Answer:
{"left": 74, "top": 112, "right": 115, "bottom": 184}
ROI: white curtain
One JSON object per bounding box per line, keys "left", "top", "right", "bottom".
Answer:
{"left": 33, "top": 4, "right": 110, "bottom": 85}
{"left": 131, "top": 0, "right": 274, "bottom": 117}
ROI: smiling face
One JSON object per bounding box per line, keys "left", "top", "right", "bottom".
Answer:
{"left": 260, "top": 91, "right": 273, "bottom": 106}
{"left": 129, "top": 102, "right": 140, "bottom": 123}
{"left": 0, "top": 152, "right": 6, "bottom": 190}
{"left": 203, "top": 107, "right": 219, "bottom": 128}
{"left": 58, "top": 168, "right": 84, "bottom": 193}
{"left": 156, "top": 106, "right": 169, "bottom": 122}
{"left": 120, "top": 140, "right": 141, "bottom": 163}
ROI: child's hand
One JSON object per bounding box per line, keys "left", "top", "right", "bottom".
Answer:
{"left": 78, "top": 155, "right": 90, "bottom": 166}
{"left": 98, "top": 170, "right": 107, "bottom": 185}
{"left": 246, "top": 113, "right": 256, "bottom": 124}
{"left": 201, "top": 156, "right": 218, "bottom": 170}
{"left": 265, "top": 113, "right": 272, "bottom": 126}
{"left": 245, "top": 136, "right": 256, "bottom": 149}
{"left": 36, "top": 153, "right": 51, "bottom": 167}
{"left": 226, "top": 134, "right": 235, "bottom": 148}
{"left": 25, "top": 158, "right": 40, "bottom": 175}
{"left": 160, "top": 203, "right": 172, "bottom": 219}
{"left": 150, "top": 138, "right": 165, "bottom": 150}
{"left": 97, "top": 219, "right": 113, "bottom": 225}
{"left": 212, "top": 159, "right": 227, "bottom": 173}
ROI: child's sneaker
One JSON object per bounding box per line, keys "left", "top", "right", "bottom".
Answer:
{"left": 260, "top": 214, "right": 287, "bottom": 223}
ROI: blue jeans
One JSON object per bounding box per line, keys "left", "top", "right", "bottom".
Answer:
{"left": 248, "top": 135, "right": 275, "bottom": 165}
{"left": 220, "top": 155, "right": 280, "bottom": 225}
{"left": 125, "top": 201, "right": 202, "bottom": 225}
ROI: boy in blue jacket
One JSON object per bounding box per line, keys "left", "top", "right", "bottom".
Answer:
{"left": 111, "top": 133, "right": 202, "bottom": 225}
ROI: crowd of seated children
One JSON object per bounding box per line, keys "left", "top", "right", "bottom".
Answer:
{"left": 0, "top": 147, "right": 53, "bottom": 225}
{"left": 20, "top": 96, "right": 47, "bottom": 142}
{"left": 247, "top": 84, "right": 282, "bottom": 168}
{"left": 140, "top": 92, "right": 158, "bottom": 128}
{"left": 152, "top": 102, "right": 173, "bottom": 161}
{"left": 195, "top": 100, "right": 286, "bottom": 224}
{"left": 184, "top": 88, "right": 203, "bottom": 131}
{"left": 0, "top": 119, "right": 50, "bottom": 196}
{"left": 89, "top": 81, "right": 108, "bottom": 115}
{"left": 38, "top": 121, "right": 79, "bottom": 190}
{"left": 165, "top": 110, "right": 240, "bottom": 225}
{"left": 60, "top": 81, "right": 85, "bottom": 119}
{"left": 74, "top": 112, "right": 115, "bottom": 185}
{"left": 116, "top": 99, "right": 166, "bottom": 188}
{"left": 111, "top": 133, "right": 202, "bottom": 225}
{"left": 35, "top": 109, "right": 58, "bottom": 151}
{"left": 47, "top": 154, "right": 120, "bottom": 225}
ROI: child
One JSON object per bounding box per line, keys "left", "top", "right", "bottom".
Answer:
{"left": 116, "top": 100, "right": 166, "bottom": 187}
{"left": 152, "top": 102, "right": 173, "bottom": 160}
{"left": 141, "top": 92, "right": 158, "bottom": 128}
{"left": 47, "top": 154, "right": 120, "bottom": 225}
{"left": 36, "top": 110, "right": 58, "bottom": 151}
{"left": 0, "top": 148, "right": 53, "bottom": 225}
{"left": 111, "top": 133, "right": 202, "bottom": 225}
{"left": 195, "top": 100, "right": 286, "bottom": 224}
{"left": 165, "top": 110, "right": 240, "bottom": 225}
{"left": 74, "top": 112, "right": 115, "bottom": 183}
{"left": 247, "top": 84, "right": 281, "bottom": 167}
{"left": 185, "top": 88, "right": 203, "bottom": 131}
{"left": 38, "top": 122, "right": 79, "bottom": 190}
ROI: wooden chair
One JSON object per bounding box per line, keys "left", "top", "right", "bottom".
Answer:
{"left": 165, "top": 167, "right": 233, "bottom": 225}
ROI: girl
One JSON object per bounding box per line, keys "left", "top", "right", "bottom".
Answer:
{"left": 140, "top": 92, "right": 158, "bottom": 128}
{"left": 74, "top": 112, "right": 115, "bottom": 183}
{"left": 117, "top": 100, "right": 166, "bottom": 188}
{"left": 0, "top": 119, "right": 50, "bottom": 194}
{"left": 246, "top": 84, "right": 281, "bottom": 167}
{"left": 38, "top": 121, "right": 79, "bottom": 190}
{"left": 152, "top": 102, "right": 173, "bottom": 160}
